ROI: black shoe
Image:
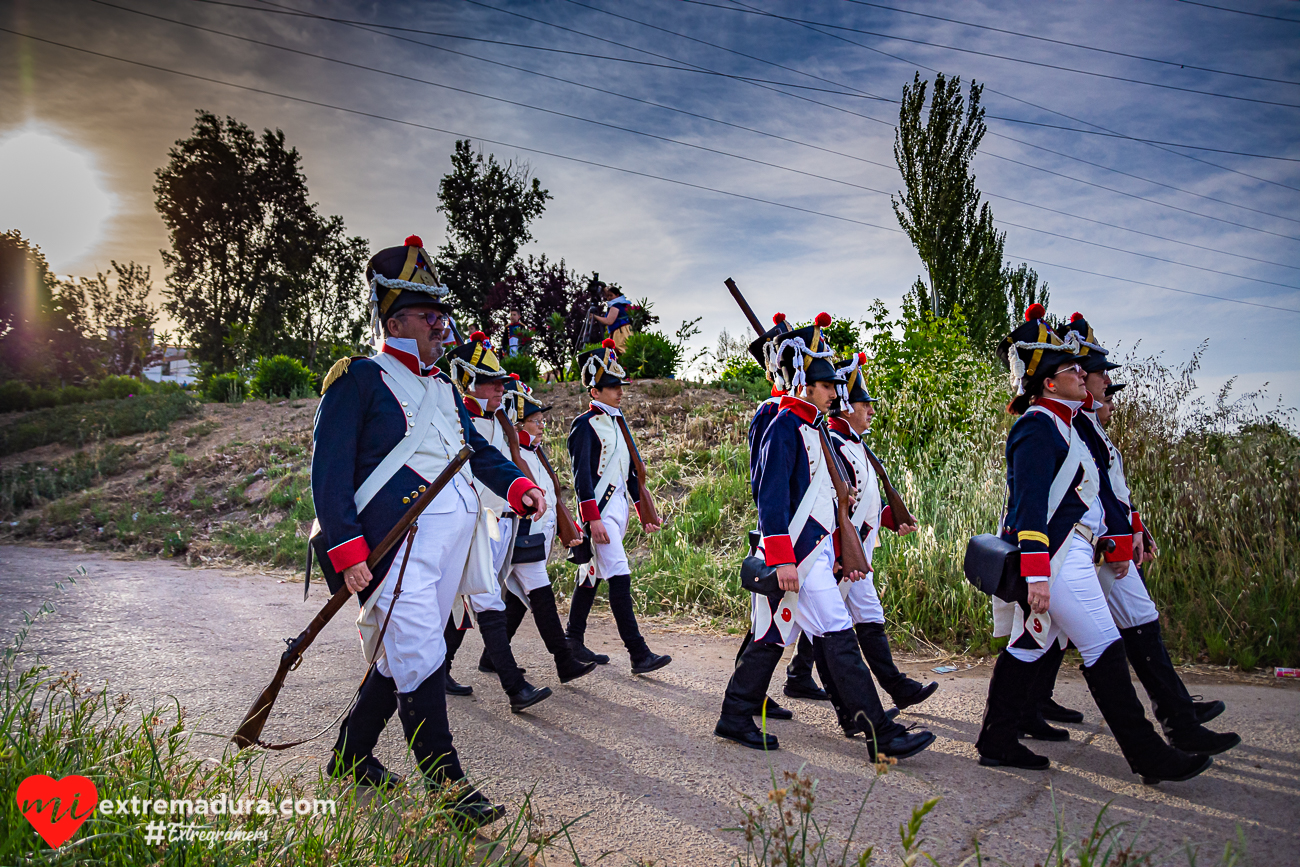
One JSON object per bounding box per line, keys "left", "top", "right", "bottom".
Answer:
{"left": 447, "top": 787, "right": 506, "bottom": 830}
{"left": 1018, "top": 715, "right": 1070, "bottom": 742}
{"left": 507, "top": 682, "right": 553, "bottom": 713}
{"left": 557, "top": 657, "right": 598, "bottom": 684}
{"left": 715, "top": 714, "right": 779, "bottom": 750}
{"left": 571, "top": 640, "right": 610, "bottom": 665}
{"left": 894, "top": 681, "right": 938, "bottom": 711}
{"left": 326, "top": 753, "right": 403, "bottom": 789}
{"left": 979, "top": 741, "right": 1051, "bottom": 770}
{"left": 1193, "top": 699, "right": 1225, "bottom": 725}
{"left": 1169, "top": 724, "right": 1240, "bottom": 756}
{"left": 760, "top": 696, "right": 793, "bottom": 721}
{"left": 872, "top": 727, "right": 936, "bottom": 761}
{"left": 631, "top": 651, "right": 672, "bottom": 675}
{"left": 1040, "top": 697, "right": 1084, "bottom": 724}
{"left": 1141, "top": 754, "right": 1213, "bottom": 785}
{"left": 783, "top": 677, "right": 829, "bottom": 701}
{"left": 444, "top": 675, "right": 473, "bottom": 696}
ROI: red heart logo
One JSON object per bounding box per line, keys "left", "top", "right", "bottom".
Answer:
{"left": 781, "top": 609, "right": 792, "bottom": 622}
{"left": 17, "top": 774, "right": 99, "bottom": 849}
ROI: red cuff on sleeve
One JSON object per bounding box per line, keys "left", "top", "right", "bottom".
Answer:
{"left": 1130, "top": 511, "right": 1144, "bottom": 533}
{"left": 880, "top": 505, "right": 897, "bottom": 532}
{"left": 1103, "top": 534, "right": 1133, "bottom": 563}
{"left": 506, "top": 477, "right": 540, "bottom": 515}
{"left": 763, "top": 534, "right": 795, "bottom": 566}
{"left": 1020, "top": 551, "right": 1050, "bottom": 578}
{"left": 634, "top": 499, "right": 648, "bottom": 524}
{"left": 579, "top": 499, "right": 601, "bottom": 523}
{"left": 328, "top": 535, "right": 370, "bottom": 573}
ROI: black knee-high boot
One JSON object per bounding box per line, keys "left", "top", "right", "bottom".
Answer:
{"left": 811, "top": 636, "right": 857, "bottom": 736}
{"left": 715, "top": 639, "right": 783, "bottom": 750}
{"left": 1031, "top": 640, "right": 1085, "bottom": 723}
{"left": 478, "top": 595, "right": 530, "bottom": 674}
{"left": 443, "top": 616, "right": 472, "bottom": 696}
{"left": 977, "top": 650, "right": 1051, "bottom": 769}
{"left": 607, "top": 574, "right": 671, "bottom": 674}
{"left": 1081, "top": 640, "right": 1213, "bottom": 784}
{"left": 328, "top": 671, "right": 401, "bottom": 787}
{"left": 527, "top": 585, "right": 597, "bottom": 682}
{"left": 1016, "top": 641, "right": 1071, "bottom": 741}
{"left": 478, "top": 609, "right": 551, "bottom": 712}
{"left": 1120, "top": 621, "right": 1240, "bottom": 755}
{"left": 566, "top": 579, "right": 609, "bottom": 664}
{"left": 819, "top": 629, "right": 934, "bottom": 760}
{"left": 784, "top": 633, "right": 829, "bottom": 700}
{"left": 397, "top": 666, "right": 503, "bottom": 827}
{"left": 854, "top": 622, "right": 938, "bottom": 709}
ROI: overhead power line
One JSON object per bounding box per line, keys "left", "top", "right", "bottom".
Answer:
{"left": 1172, "top": 0, "right": 1300, "bottom": 23}
{"left": 841, "top": 0, "right": 1300, "bottom": 86}
{"left": 4, "top": 25, "right": 1296, "bottom": 316}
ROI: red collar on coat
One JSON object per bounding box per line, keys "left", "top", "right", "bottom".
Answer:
{"left": 771, "top": 386, "right": 787, "bottom": 398}
{"left": 1031, "top": 396, "right": 1076, "bottom": 426}
{"left": 826, "top": 415, "right": 859, "bottom": 441}
{"left": 379, "top": 341, "right": 438, "bottom": 377}
{"left": 463, "top": 395, "right": 489, "bottom": 418}
{"left": 518, "top": 429, "right": 535, "bottom": 448}
{"left": 779, "top": 395, "right": 820, "bottom": 425}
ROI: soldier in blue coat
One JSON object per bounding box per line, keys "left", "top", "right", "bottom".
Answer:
{"left": 977, "top": 305, "right": 1211, "bottom": 785}
{"left": 565, "top": 339, "right": 672, "bottom": 674}
{"left": 311, "top": 236, "right": 545, "bottom": 825}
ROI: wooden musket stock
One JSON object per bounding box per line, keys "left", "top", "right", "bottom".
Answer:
{"left": 615, "top": 415, "right": 660, "bottom": 528}
{"left": 819, "top": 423, "right": 872, "bottom": 578}
{"left": 231, "top": 445, "right": 474, "bottom": 750}
{"left": 536, "top": 444, "right": 582, "bottom": 547}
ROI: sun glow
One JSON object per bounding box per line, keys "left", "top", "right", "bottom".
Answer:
{"left": 0, "top": 125, "right": 115, "bottom": 270}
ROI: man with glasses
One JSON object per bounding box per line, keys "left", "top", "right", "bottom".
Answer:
{"left": 312, "top": 236, "right": 546, "bottom": 827}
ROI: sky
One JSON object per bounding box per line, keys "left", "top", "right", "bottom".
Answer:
{"left": 1, "top": 0, "right": 1298, "bottom": 407}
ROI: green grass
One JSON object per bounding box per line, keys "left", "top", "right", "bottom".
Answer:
{"left": 0, "top": 391, "right": 200, "bottom": 457}
{"left": 0, "top": 443, "right": 142, "bottom": 518}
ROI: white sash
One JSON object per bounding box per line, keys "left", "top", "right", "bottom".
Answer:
{"left": 790, "top": 425, "right": 834, "bottom": 580}
{"left": 590, "top": 414, "right": 628, "bottom": 509}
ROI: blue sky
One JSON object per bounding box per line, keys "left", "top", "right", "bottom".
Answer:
{"left": 2, "top": 0, "right": 1297, "bottom": 405}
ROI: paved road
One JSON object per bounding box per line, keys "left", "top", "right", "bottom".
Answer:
{"left": 4, "top": 546, "right": 1297, "bottom": 866}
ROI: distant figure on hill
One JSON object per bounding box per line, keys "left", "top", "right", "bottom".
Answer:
{"left": 505, "top": 310, "right": 526, "bottom": 357}
{"left": 588, "top": 282, "right": 632, "bottom": 353}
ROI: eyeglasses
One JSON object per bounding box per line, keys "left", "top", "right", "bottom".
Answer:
{"left": 1051, "top": 363, "right": 1084, "bottom": 378}
{"left": 398, "top": 311, "right": 448, "bottom": 327}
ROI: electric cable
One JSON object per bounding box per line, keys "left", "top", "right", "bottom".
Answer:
{"left": 1171, "top": 0, "right": 1300, "bottom": 24}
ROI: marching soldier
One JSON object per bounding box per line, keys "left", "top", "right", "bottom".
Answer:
{"left": 1012, "top": 314, "right": 1238, "bottom": 755}
{"left": 716, "top": 314, "right": 935, "bottom": 761}
{"left": 565, "top": 339, "right": 673, "bottom": 674}
{"left": 441, "top": 333, "right": 554, "bottom": 713}
{"left": 978, "top": 304, "right": 1211, "bottom": 784}
{"left": 825, "top": 351, "right": 938, "bottom": 730}
{"left": 313, "top": 236, "right": 546, "bottom": 824}
{"left": 477, "top": 376, "right": 599, "bottom": 684}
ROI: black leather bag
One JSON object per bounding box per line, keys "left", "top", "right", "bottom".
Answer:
{"left": 511, "top": 532, "right": 547, "bottom": 564}
{"left": 963, "top": 534, "right": 1025, "bottom": 603}
{"left": 740, "top": 555, "right": 781, "bottom": 596}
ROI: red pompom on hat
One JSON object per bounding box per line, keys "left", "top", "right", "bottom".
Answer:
{"left": 469, "top": 331, "right": 487, "bottom": 342}
{"left": 404, "top": 235, "right": 423, "bottom": 248}
{"left": 815, "top": 312, "right": 832, "bottom": 327}
{"left": 602, "top": 338, "right": 617, "bottom": 349}
{"left": 509, "top": 372, "right": 520, "bottom": 379}
{"left": 1024, "top": 303, "right": 1046, "bottom": 322}
{"left": 857, "top": 351, "right": 867, "bottom": 365}
{"left": 772, "top": 312, "right": 786, "bottom": 325}
{"left": 1071, "top": 312, "right": 1083, "bottom": 323}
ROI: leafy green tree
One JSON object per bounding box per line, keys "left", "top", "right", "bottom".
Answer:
{"left": 53, "top": 261, "right": 162, "bottom": 377}
{"left": 436, "top": 140, "right": 552, "bottom": 330}
{"left": 0, "top": 231, "right": 56, "bottom": 381}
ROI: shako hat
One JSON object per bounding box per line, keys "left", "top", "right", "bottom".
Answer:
{"left": 997, "top": 303, "right": 1082, "bottom": 415}
{"left": 366, "top": 235, "right": 451, "bottom": 343}
{"left": 444, "top": 330, "right": 508, "bottom": 392}
{"left": 1104, "top": 382, "right": 1126, "bottom": 397}
{"left": 578, "top": 338, "right": 626, "bottom": 389}
{"left": 773, "top": 312, "right": 843, "bottom": 392}
{"left": 502, "top": 374, "right": 550, "bottom": 424}
{"left": 1055, "top": 312, "right": 1120, "bottom": 374}
{"left": 833, "top": 352, "right": 874, "bottom": 412}
{"left": 747, "top": 311, "right": 794, "bottom": 382}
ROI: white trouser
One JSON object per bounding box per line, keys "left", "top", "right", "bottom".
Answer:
{"left": 372, "top": 507, "right": 477, "bottom": 693}
{"left": 506, "top": 533, "right": 554, "bottom": 604}
{"left": 1008, "top": 534, "right": 1121, "bottom": 667}
{"left": 467, "top": 515, "right": 514, "bottom": 614}
{"left": 841, "top": 572, "right": 885, "bottom": 625}
{"left": 791, "top": 544, "right": 854, "bottom": 642}
{"left": 582, "top": 492, "right": 630, "bottom": 585}
{"left": 1096, "top": 560, "right": 1160, "bottom": 630}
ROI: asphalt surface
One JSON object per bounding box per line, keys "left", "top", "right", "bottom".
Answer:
{"left": 5, "top": 546, "right": 1297, "bottom": 866}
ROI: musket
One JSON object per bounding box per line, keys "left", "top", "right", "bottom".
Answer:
{"left": 232, "top": 445, "right": 473, "bottom": 750}
{"left": 535, "top": 443, "right": 583, "bottom": 548}
{"left": 723, "top": 276, "right": 869, "bottom": 577}
{"left": 725, "top": 276, "right": 915, "bottom": 530}
{"left": 615, "top": 415, "right": 660, "bottom": 528}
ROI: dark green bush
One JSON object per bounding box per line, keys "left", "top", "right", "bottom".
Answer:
{"left": 204, "top": 372, "right": 247, "bottom": 403}
{"left": 250, "top": 355, "right": 314, "bottom": 399}
{"left": 500, "top": 353, "right": 540, "bottom": 383}
{"left": 0, "top": 376, "right": 163, "bottom": 413}
{"left": 620, "top": 331, "right": 681, "bottom": 380}
{"left": 0, "top": 381, "right": 32, "bottom": 413}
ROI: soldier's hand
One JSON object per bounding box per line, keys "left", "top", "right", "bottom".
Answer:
{"left": 776, "top": 563, "right": 799, "bottom": 593}
{"left": 844, "top": 569, "right": 866, "bottom": 582}
{"left": 344, "top": 562, "right": 374, "bottom": 594}
{"left": 566, "top": 531, "right": 585, "bottom": 547}
{"left": 589, "top": 520, "right": 610, "bottom": 545}
{"left": 1111, "top": 560, "right": 1130, "bottom": 579}
{"left": 520, "top": 488, "right": 548, "bottom": 519}
{"left": 897, "top": 522, "right": 918, "bottom": 536}
{"left": 1027, "top": 581, "right": 1050, "bottom": 614}
{"left": 644, "top": 522, "right": 661, "bottom": 534}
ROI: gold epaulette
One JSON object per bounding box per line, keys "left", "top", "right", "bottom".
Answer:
{"left": 321, "top": 355, "right": 364, "bottom": 395}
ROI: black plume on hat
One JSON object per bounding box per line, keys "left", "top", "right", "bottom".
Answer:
{"left": 747, "top": 311, "right": 793, "bottom": 381}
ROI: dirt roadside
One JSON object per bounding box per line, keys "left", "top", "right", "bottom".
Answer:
{"left": 5, "top": 546, "right": 1297, "bottom": 866}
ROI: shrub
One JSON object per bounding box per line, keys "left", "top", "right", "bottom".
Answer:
{"left": 620, "top": 331, "right": 681, "bottom": 379}
{"left": 204, "top": 371, "right": 247, "bottom": 403}
{"left": 0, "top": 381, "right": 32, "bottom": 412}
{"left": 96, "top": 374, "right": 145, "bottom": 400}
{"left": 500, "top": 353, "right": 540, "bottom": 383}
{"left": 250, "top": 355, "right": 314, "bottom": 399}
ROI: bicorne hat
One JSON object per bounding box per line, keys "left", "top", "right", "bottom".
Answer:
{"left": 1054, "top": 312, "right": 1120, "bottom": 374}
{"left": 578, "top": 338, "right": 626, "bottom": 389}
{"left": 502, "top": 374, "right": 551, "bottom": 425}
{"left": 366, "top": 235, "right": 451, "bottom": 343}
{"left": 444, "top": 330, "right": 509, "bottom": 392}
{"left": 833, "top": 352, "right": 874, "bottom": 412}
{"left": 773, "top": 312, "right": 844, "bottom": 392}
{"left": 997, "top": 303, "right": 1082, "bottom": 415}
{"left": 747, "top": 312, "right": 793, "bottom": 384}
